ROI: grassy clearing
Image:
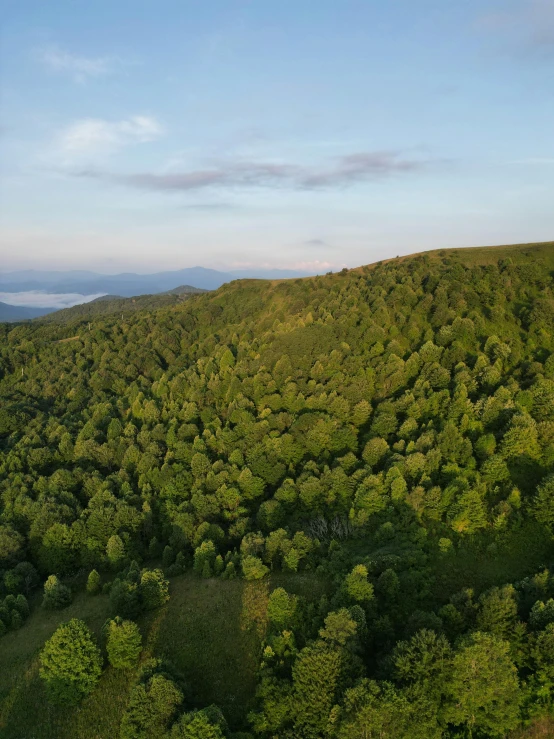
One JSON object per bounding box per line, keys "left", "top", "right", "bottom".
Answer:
{"left": 431, "top": 521, "right": 554, "bottom": 601}
{"left": 0, "top": 591, "right": 119, "bottom": 739}
{"left": 154, "top": 576, "right": 266, "bottom": 727}
{"left": 0, "top": 572, "right": 328, "bottom": 738}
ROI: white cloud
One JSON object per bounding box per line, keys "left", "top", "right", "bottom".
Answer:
{"left": 58, "top": 116, "right": 164, "bottom": 158}
{"left": 0, "top": 291, "right": 105, "bottom": 309}
{"left": 37, "top": 45, "right": 132, "bottom": 82}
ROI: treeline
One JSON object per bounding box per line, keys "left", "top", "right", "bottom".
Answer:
{"left": 1, "top": 246, "right": 554, "bottom": 735}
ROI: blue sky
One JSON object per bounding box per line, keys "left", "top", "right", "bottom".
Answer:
{"left": 1, "top": 0, "right": 553, "bottom": 273}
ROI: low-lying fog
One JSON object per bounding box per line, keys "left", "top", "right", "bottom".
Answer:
{"left": 0, "top": 291, "right": 106, "bottom": 309}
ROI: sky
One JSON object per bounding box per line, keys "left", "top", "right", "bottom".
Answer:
{"left": 1, "top": 0, "right": 553, "bottom": 274}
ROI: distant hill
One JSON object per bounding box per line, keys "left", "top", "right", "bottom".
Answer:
{"left": 0, "top": 302, "right": 53, "bottom": 322}
{"left": 0, "top": 266, "right": 313, "bottom": 295}
{"left": 89, "top": 294, "right": 125, "bottom": 302}
{"left": 163, "top": 285, "right": 209, "bottom": 295}
{"left": 38, "top": 291, "right": 202, "bottom": 322}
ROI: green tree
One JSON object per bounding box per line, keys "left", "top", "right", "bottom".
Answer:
{"left": 391, "top": 629, "right": 451, "bottom": 704}
{"left": 106, "top": 617, "right": 142, "bottom": 669}
{"left": 336, "top": 679, "right": 442, "bottom": 739}
{"left": 110, "top": 578, "right": 141, "bottom": 619}
{"left": 532, "top": 623, "right": 554, "bottom": 702}
{"left": 529, "top": 598, "right": 554, "bottom": 630}
{"left": 39, "top": 619, "right": 102, "bottom": 704}
{"left": 140, "top": 569, "right": 170, "bottom": 610}
{"left": 444, "top": 632, "right": 521, "bottom": 737}
{"left": 267, "top": 587, "right": 298, "bottom": 630}
{"left": 533, "top": 474, "right": 554, "bottom": 531}
{"left": 121, "top": 673, "right": 183, "bottom": 739}
{"left": 362, "top": 437, "right": 389, "bottom": 467}
{"left": 162, "top": 545, "right": 175, "bottom": 568}
{"left": 87, "top": 569, "right": 101, "bottom": 595}
{"left": 0, "top": 525, "right": 24, "bottom": 567}
{"left": 319, "top": 609, "right": 358, "bottom": 647}
{"left": 241, "top": 555, "right": 269, "bottom": 580}
{"left": 343, "top": 564, "right": 374, "bottom": 604}
{"left": 15, "top": 593, "right": 30, "bottom": 619}
{"left": 168, "top": 706, "right": 227, "bottom": 738}
{"left": 42, "top": 575, "right": 72, "bottom": 609}
{"left": 107, "top": 534, "right": 126, "bottom": 569}
{"left": 476, "top": 585, "right": 518, "bottom": 638}
{"left": 193, "top": 540, "right": 216, "bottom": 576}
{"left": 292, "top": 644, "right": 343, "bottom": 738}
{"left": 39, "top": 523, "right": 78, "bottom": 575}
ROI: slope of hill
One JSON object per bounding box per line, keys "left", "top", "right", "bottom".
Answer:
{"left": 37, "top": 290, "right": 204, "bottom": 323}
{"left": 0, "top": 241, "right": 554, "bottom": 738}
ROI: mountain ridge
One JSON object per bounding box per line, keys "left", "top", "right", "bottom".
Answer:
{"left": 0, "top": 266, "right": 313, "bottom": 295}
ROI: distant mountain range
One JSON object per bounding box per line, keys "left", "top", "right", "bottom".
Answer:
{"left": 0, "top": 266, "right": 313, "bottom": 296}
{"left": 0, "top": 302, "right": 53, "bottom": 322}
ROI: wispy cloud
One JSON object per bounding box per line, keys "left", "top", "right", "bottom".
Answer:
{"left": 71, "top": 150, "right": 429, "bottom": 192}
{"left": 479, "top": 0, "right": 554, "bottom": 51}
{"left": 509, "top": 156, "right": 554, "bottom": 164}
{"left": 37, "top": 45, "right": 130, "bottom": 82}
{"left": 304, "top": 238, "right": 329, "bottom": 247}
{"left": 180, "top": 202, "right": 239, "bottom": 211}
{"left": 58, "top": 116, "right": 164, "bottom": 158}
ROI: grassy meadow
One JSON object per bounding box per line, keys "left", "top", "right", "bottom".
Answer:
{"left": 0, "top": 573, "right": 328, "bottom": 738}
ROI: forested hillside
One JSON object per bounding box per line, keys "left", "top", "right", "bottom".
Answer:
{"left": 1, "top": 243, "right": 554, "bottom": 738}
{"left": 35, "top": 288, "right": 207, "bottom": 324}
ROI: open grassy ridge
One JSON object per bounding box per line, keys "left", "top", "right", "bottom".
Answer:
{"left": 343, "top": 240, "right": 554, "bottom": 274}
{"left": 381, "top": 240, "right": 554, "bottom": 269}
{"left": 0, "top": 573, "right": 328, "bottom": 738}
{"left": 31, "top": 239, "right": 554, "bottom": 329}
{"left": 202, "top": 239, "right": 554, "bottom": 324}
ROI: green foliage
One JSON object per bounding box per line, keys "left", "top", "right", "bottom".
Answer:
{"left": 87, "top": 569, "right": 101, "bottom": 595}
{"left": 476, "top": 585, "right": 519, "bottom": 638}
{"left": 343, "top": 564, "right": 374, "bottom": 604}
{"left": 533, "top": 474, "right": 554, "bottom": 531}
{"left": 529, "top": 599, "right": 554, "bottom": 630}
{"left": 43, "top": 575, "right": 72, "bottom": 610}
{"left": 533, "top": 623, "right": 554, "bottom": 701}
{"left": 106, "top": 617, "right": 142, "bottom": 669}
{"left": 443, "top": 632, "right": 521, "bottom": 737}
{"left": 241, "top": 555, "right": 269, "bottom": 581}
{"left": 362, "top": 437, "right": 389, "bottom": 467}
{"left": 391, "top": 629, "right": 451, "bottom": 703}
{"left": 110, "top": 579, "right": 141, "bottom": 619}
{"left": 2, "top": 244, "right": 554, "bottom": 736}
{"left": 120, "top": 663, "right": 183, "bottom": 739}
{"left": 140, "top": 569, "right": 170, "bottom": 610}
{"left": 319, "top": 609, "right": 358, "bottom": 646}
{"left": 336, "top": 679, "right": 442, "bottom": 738}
{"left": 194, "top": 541, "right": 216, "bottom": 577}
{"left": 39, "top": 618, "right": 102, "bottom": 704}
{"left": 168, "top": 706, "right": 227, "bottom": 738}
{"left": 107, "top": 534, "right": 127, "bottom": 569}
{"left": 267, "top": 587, "right": 298, "bottom": 630}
